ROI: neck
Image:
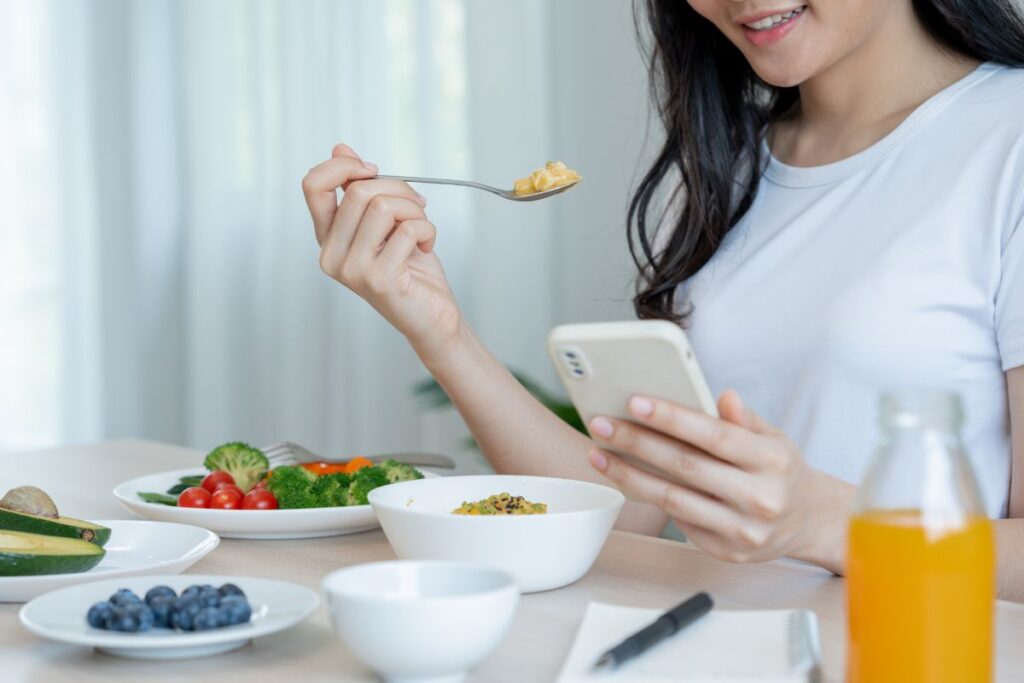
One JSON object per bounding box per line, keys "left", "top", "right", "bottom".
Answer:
{"left": 773, "top": 2, "right": 979, "bottom": 166}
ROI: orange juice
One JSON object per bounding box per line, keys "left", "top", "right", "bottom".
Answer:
{"left": 846, "top": 510, "right": 995, "bottom": 683}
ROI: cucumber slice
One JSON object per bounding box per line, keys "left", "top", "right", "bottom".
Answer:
{"left": 0, "top": 508, "right": 111, "bottom": 547}
{"left": 0, "top": 530, "right": 105, "bottom": 576}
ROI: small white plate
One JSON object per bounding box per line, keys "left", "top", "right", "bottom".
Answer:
{"left": 20, "top": 574, "right": 319, "bottom": 659}
{"left": 0, "top": 520, "right": 218, "bottom": 603}
{"left": 114, "top": 467, "right": 439, "bottom": 540}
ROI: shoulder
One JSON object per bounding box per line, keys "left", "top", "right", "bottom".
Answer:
{"left": 951, "top": 65, "right": 1024, "bottom": 234}
{"left": 955, "top": 64, "right": 1024, "bottom": 131}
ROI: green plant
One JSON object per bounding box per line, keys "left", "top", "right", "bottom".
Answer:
{"left": 413, "top": 370, "right": 585, "bottom": 450}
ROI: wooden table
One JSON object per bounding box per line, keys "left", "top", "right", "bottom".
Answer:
{"left": 2, "top": 439, "right": 1023, "bottom": 682}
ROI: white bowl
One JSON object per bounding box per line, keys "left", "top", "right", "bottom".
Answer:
{"left": 322, "top": 561, "right": 518, "bottom": 683}
{"left": 368, "top": 475, "right": 625, "bottom": 593}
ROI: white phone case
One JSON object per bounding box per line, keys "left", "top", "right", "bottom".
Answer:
{"left": 547, "top": 321, "right": 719, "bottom": 443}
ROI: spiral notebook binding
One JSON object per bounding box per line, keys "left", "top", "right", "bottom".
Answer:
{"left": 786, "top": 609, "right": 823, "bottom": 683}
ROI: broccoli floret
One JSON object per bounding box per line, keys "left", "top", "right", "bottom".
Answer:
{"left": 265, "top": 466, "right": 318, "bottom": 509}
{"left": 310, "top": 472, "right": 353, "bottom": 507}
{"left": 378, "top": 459, "right": 424, "bottom": 484}
{"left": 346, "top": 467, "right": 390, "bottom": 506}
{"left": 203, "top": 442, "right": 269, "bottom": 492}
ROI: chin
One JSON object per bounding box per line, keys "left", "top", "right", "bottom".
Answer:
{"left": 743, "top": 49, "right": 818, "bottom": 88}
{"left": 749, "top": 63, "right": 810, "bottom": 88}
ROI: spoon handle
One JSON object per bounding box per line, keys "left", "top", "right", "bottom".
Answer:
{"left": 375, "top": 174, "right": 507, "bottom": 197}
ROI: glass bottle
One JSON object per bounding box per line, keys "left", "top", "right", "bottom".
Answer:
{"left": 846, "top": 389, "right": 995, "bottom": 683}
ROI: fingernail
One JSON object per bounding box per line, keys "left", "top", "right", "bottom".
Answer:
{"left": 363, "top": 161, "right": 378, "bottom": 174}
{"left": 415, "top": 191, "right": 427, "bottom": 205}
{"left": 630, "top": 396, "right": 653, "bottom": 417}
{"left": 588, "top": 449, "right": 608, "bottom": 472}
{"left": 590, "top": 417, "right": 613, "bottom": 438}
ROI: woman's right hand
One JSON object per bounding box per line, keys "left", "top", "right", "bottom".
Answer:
{"left": 301, "top": 144, "right": 464, "bottom": 359}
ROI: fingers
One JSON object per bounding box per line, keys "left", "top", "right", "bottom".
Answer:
{"left": 588, "top": 448, "right": 741, "bottom": 536}
{"left": 319, "top": 195, "right": 426, "bottom": 284}
{"left": 302, "top": 155, "right": 379, "bottom": 244}
{"left": 718, "top": 389, "right": 777, "bottom": 435}
{"left": 622, "top": 394, "right": 766, "bottom": 469}
{"left": 329, "top": 178, "right": 426, "bottom": 254}
{"left": 348, "top": 195, "right": 427, "bottom": 260}
{"left": 588, "top": 416, "right": 753, "bottom": 509}
{"left": 377, "top": 219, "right": 437, "bottom": 273}
{"left": 332, "top": 143, "right": 360, "bottom": 160}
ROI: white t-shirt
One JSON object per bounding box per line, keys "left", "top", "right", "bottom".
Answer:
{"left": 683, "top": 63, "right": 1024, "bottom": 518}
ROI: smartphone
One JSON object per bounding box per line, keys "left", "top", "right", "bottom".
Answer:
{"left": 547, "top": 321, "right": 719, "bottom": 453}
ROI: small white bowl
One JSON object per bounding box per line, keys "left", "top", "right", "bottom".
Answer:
{"left": 368, "top": 475, "right": 625, "bottom": 593}
{"left": 322, "top": 561, "right": 518, "bottom": 683}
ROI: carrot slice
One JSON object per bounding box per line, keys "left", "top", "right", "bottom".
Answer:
{"left": 301, "top": 462, "right": 348, "bottom": 475}
{"left": 343, "top": 456, "right": 373, "bottom": 473}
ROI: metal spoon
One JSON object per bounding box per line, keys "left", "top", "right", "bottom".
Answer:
{"left": 375, "top": 174, "right": 580, "bottom": 201}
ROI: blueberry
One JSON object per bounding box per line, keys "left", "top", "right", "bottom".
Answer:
{"left": 122, "top": 599, "right": 145, "bottom": 613}
{"left": 148, "top": 595, "right": 175, "bottom": 628}
{"left": 109, "top": 588, "right": 142, "bottom": 606}
{"left": 135, "top": 605, "right": 155, "bottom": 632}
{"left": 196, "top": 586, "right": 221, "bottom": 608}
{"left": 106, "top": 606, "right": 141, "bottom": 632}
{"left": 219, "top": 595, "right": 252, "bottom": 626}
{"left": 86, "top": 601, "right": 114, "bottom": 629}
{"left": 170, "top": 596, "right": 202, "bottom": 631}
{"left": 218, "top": 583, "right": 245, "bottom": 599}
{"left": 192, "top": 606, "right": 224, "bottom": 631}
{"left": 145, "top": 585, "right": 177, "bottom": 604}
{"left": 180, "top": 585, "right": 202, "bottom": 599}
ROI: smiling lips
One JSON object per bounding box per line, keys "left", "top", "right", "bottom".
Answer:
{"left": 738, "top": 5, "right": 807, "bottom": 47}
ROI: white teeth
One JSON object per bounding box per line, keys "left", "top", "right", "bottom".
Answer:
{"left": 744, "top": 6, "right": 804, "bottom": 31}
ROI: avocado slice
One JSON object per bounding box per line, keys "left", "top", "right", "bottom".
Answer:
{"left": 0, "top": 530, "right": 105, "bottom": 576}
{"left": 0, "top": 508, "right": 111, "bottom": 547}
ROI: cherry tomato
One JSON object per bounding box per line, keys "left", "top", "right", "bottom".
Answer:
{"left": 242, "top": 489, "right": 279, "bottom": 510}
{"left": 201, "top": 471, "right": 235, "bottom": 493}
{"left": 213, "top": 482, "right": 245, "bottom": 497}
{"left": 178, "top": 487, "right": 211, "bottom": 508}
{"left": 209, "top": 488, "right": 243, "bottom": 510}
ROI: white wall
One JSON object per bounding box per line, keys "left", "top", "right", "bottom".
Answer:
{"left": 460, "top": 0, "right": 654, "bottom": 387}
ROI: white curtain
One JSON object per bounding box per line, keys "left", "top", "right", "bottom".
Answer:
{"left": 1, "top": 0, "right": 650, "bottom": 463}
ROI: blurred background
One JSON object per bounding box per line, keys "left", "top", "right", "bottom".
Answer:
{"left": 0, "top": 0, "right": 655, "bottom": 469}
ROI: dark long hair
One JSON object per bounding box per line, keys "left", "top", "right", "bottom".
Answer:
{"left": 629, "top": 0, "right": 1024, "bottom": 323}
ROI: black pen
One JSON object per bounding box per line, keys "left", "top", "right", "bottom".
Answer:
{"left": 591, "top": 592, "right": 714, "bottom": 672}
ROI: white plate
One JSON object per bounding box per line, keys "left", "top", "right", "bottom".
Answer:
{"left": 20, "top": 574, "right": 319, "bottom": 659}
{"left": 114, "top": 467, "right": 440, "bottom": 540}
{"left": 0, "top": 521, "right": 218, "bottom": 603}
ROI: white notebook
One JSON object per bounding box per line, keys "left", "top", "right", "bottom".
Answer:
{"left": 556, "top": 602, "right": 822, "bottom": 683}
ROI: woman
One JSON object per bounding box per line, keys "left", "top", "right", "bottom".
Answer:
{"left": 302, "top": 0, "right": 1024, "bottom": 598}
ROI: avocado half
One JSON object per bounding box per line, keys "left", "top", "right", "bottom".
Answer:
{"left": 0, "top": 508, "right": 111, "bottom": 547}
{"left": 0, "top": 530, "right": 105, "bottom": 576}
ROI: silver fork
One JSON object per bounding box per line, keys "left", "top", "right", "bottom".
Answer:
{"left": 262, "top": 441, "right": 456, "bottom": 470}
{"left": 375, "top": 174, "right": 580, "bottom": 202}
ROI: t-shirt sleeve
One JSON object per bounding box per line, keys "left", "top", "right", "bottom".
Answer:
{"left": 996, "top": 211, "right": 1024, "bottom": 371}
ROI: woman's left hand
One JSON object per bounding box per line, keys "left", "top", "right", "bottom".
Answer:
{"left": 587, "top": 390, "right": 851, "bottom": 573}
